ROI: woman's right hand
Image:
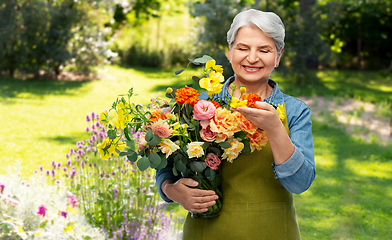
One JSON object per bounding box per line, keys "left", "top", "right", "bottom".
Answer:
{"left": 161, "top": 178, "right": 219, "bottom": 213}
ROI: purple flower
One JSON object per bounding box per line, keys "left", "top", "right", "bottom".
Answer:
{"left": 0, "top": 184, "right": 4, "bottom": 194}
{"left": 39, "top": 166, "right": 44, "bottom": 171}
{"left": 51, "top": 170, "right": 56, "bottom": 177}
{"left": 67, "top": 160, "right": 72, "bottom": 167}
{"left": 37, "top": 204, "right": 47, "bottom": 217}
{"left": 46, "top": 170, "right": 50, "bottom": 176}
{"left": 34, "top": 170, "right": 38, "bottom": 174}
{"left": 60, "top": 211, "right": 67, "bottom": 218}
{"left": 86, "top": 115, "right": 91, "bottom": 122}
{"left": 65, "top": 153, "right": 70, "bottom": 158}
{"left": 91, "top": 124, "right": 96, "bottom": 130}
{"left": 63, "top": 167, "right": 67, "bottom": 172}
{"left": 51, "top": 161, "right": 56, "bottom": 168}
{"left": 111, "top": 171, "right": 116, "bottom": 175}
{"left": 57, "top": 162, "right": 61, "bottom": 169}
{"left": 85, "top": 126, "right": 90, "bottom": 132}
{"left": 69, "top": 149, "right": 75, "bottom": 155}
{"left": 91, "top": 135, "right": 97, "bottom": 142}
{"left": 91, "top": 112, "right": 96, "bottom": 119}
{"left": 68, "top": 194, "right": 78, "bottom": 207}
{"left": 55, "top": 180, "right": 61, "bottom": 185}
{"left": 77, "top": 149, "right": 85, "bottom": 156}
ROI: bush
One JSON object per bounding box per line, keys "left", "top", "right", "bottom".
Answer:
{"left": 0, "top": 0, "right": 114, "bottom": 78}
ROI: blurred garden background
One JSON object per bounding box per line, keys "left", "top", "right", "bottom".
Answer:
{"left": 0, "top": 0, "right": 391, "bottom": 239}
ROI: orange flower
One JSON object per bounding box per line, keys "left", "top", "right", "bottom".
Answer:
{"left": 150, "top": 120, "right": 173, "bottom": 138}
{"left": 210, "top": 107, "right": 241, "bottom": 138}
{"left": 246, "top": 129, "right": 268, "bottom": 152}
{"left": 175, "top": 86, "right": 200, "bottom": 107}
{"left": 149, "top": 110, "right": 167, "bottom": 122}
{"left": 235, "top": 112, "right": 258, "bottom": 135}
{"left": 241, "top": 93, "right": 262, "bottom": 108}
{"left": 210, "top": 100, "right": 221, "bottom": 109}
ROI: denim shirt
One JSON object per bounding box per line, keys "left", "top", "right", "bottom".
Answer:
{"left": 156, "top": 77, "right": 316, "bottom": 202}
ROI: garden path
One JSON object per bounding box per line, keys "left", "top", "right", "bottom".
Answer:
{"left": 299, "top": 96, "right": 392, "bottom": 144}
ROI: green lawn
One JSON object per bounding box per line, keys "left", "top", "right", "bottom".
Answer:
{"left": 1, "top": 66, "right": 391, "bottom": 239}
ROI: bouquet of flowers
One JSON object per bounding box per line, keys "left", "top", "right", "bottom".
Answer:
{"left": 97, "top": 55, "right": 286, "bottom": 218}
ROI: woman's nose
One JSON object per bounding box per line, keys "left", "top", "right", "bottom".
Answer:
{"left": 247, "top": 50, "right": 259, "bottom": 63}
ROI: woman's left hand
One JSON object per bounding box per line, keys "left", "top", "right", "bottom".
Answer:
{"left": 234, "top": 101, "right": 281, "bottom": 134}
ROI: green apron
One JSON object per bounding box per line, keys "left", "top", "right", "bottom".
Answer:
{"left": 182, "top": 115, "right": 301, "bottom": 240}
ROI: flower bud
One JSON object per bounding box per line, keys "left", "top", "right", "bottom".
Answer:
{"left": 166, "top": 87, "right": 173, "bottom": 94}
{"left": 240, "top": 86, "right": 246, "bottom": 94}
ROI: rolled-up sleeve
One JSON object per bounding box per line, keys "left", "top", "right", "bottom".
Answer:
{"left": 156, "top": 162, "right": 181, "bottom": 203}
{"left": 272, "top": 101, "right": 316, "bottom": 194}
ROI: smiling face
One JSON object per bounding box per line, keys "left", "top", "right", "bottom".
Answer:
{"left": 229, "top": 25, "right": 282, "bottom": 86}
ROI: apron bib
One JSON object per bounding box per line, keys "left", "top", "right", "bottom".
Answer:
{"left": 182, "top": 113, "right": 301, "bottom": 240}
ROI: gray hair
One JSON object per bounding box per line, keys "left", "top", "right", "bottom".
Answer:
{"left": 227, "top": 9, "right": 285, "bottom": 53}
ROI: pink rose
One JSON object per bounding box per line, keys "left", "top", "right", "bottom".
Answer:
{"left": 204, "top": 153, "right": 221, "bottom": 170}
{"left": 193, "top": 100, "right": 216, "bottom": 121}
{"left": 200, "top": 126, "right": 217, "bottom": 142}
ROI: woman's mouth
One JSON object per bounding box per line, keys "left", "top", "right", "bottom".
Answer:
{"left": 243, "top": 66, "right": 262, "bottom": 72}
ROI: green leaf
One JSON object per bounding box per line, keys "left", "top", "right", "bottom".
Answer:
{"left": 149, "top": 152, "right": 161, "bottom": 168}
{"left": 76, "top": 184, "right": 81, "bottom": 191}
{"left": 175, "top": 160, "right": 187, "bottom": 173}
{"left": 137, "top": 156, "right": 150, "bottom": 171}
{"left": 127, "top": 152, "right": 138, "bottom": 162}
{"left": 190, "top": 161, "right": 207, "bottom": 173}
{"left": 175, "top": 68, "right": 186, "bottom": 75}
{"left": 192, "top": 76, "right": 200, "bottom": 84}
{"left": 148, "top": 134, "right": 161, "bottom": 147}
{"left": 124, "top": 127, "right": 134, "bottom": 141}
{"left": 205, "top": 168, "right": 216, "bottom": 181}
{"left": 173, "top": 153, "right": 181, "bottom": 163}
{"left": 242, "top": 142, "right": 251, "bottom": 153}
{"left": 39, "top": 220, "right": 48, "bottom": 228}
{"left": 156, "top": 155, "right": 168, "bottom": 169}
{"left": 219, "top": 141, "right": 232, "bottom": 149}
{"left": 194, "top": 55, "right": 214, "bottom": 64}
{"left": 145, "top": 130, "right": 154, "bottom": 142}
{"left": 210, "top": 147, "right": 220, "bottom": 156}
{"left": 172, "top": 165, "right": 178, "bottom": 176}
{"left": 202, "top": 142, "right": 210, "bottom": 150}
{"left": 234, "top": 131, "right": 247, "bottom": 139}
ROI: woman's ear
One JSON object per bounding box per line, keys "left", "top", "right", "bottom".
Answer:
{"left": 275, "top": 49, "right": 284, "bottom": 67}
{"left": 226, "top": 46, "right": 232, "bottom": 63}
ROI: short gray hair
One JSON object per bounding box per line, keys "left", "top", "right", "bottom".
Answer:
{"left": 227, "top": 9, "right": 285, "bottom": 53}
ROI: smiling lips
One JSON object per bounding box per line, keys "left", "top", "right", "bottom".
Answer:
{"left": 243, "top": 65, "right": 262, "bottom": 72}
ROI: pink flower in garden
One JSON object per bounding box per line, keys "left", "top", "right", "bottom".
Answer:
{"left": 37, "top": 204, "right": 47, "bottom": 217}
{"left": 68, "top": 194, "right": 78, "bottom": 207}
{"left": 193, "top": 100, "right": 216, "bottom": 128}
{"left": 0, "top": 184, "right": 4, "bottom": 194}
{"left": 199, "top": 125, "right": 217, "bottom": 142}
{"left": 60, "top": 211, "right": 67, "bottom": 218}
{"left": 150, "top": 120, "right": 173, "bottom": 138}
{"left": 204, "top": 153, "right": 221, "bottom": 170}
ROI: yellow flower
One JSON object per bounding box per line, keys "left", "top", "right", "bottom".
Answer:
{"left": 166, "top": 87, "right": 173, "bottom": 94}
{"left": 97, "top": 137, "right": 116, "bottom": 160}
{"left": 97, "top": 137, "right": 126, "bottom": 159}
{"left": 159, "top": 139, "right": 180, "bottom": 158}
{"left": 230, "top": 97, "right": 248, "bottom": 108}
{"left": 186, "top": 142, "right": 205, "bottom": 158}
{"left": 205, "top": 60, "right": 223, "bottom": 73}
{"left": 221, "top": 138, "right": 244, "bottom": 163}
{"left": 277, "top": 103, "right": 286, "bottom": 121}
{"left": 99, "top": 110, "right": 109, "bottom": 126}
{"left": 199, "top": 71, "right": 224, "bottom": 95}
{"left": 239, "top": 86, "right": 247, "bottom": 94}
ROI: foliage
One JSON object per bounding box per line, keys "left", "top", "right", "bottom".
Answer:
{"left": 0, "top": 0, "right": 115, "bottom": 78}
{"left": 42, "top": 112, "right": 179, "bottom": 239}
{"left": 0, "top": 166, "right": 105, "bottom": 239}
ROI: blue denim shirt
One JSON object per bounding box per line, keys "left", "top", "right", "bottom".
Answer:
{"left": 156, "top": 77, "right": 316, "bottom": 202}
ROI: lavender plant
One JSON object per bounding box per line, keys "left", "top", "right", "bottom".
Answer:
{"left": 40, "top": 112, "right": 182, "bottom": 239}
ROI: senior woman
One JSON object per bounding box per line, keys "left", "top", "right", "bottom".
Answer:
{"left": 156, "top": 9, "right": 315, "bottom": 239}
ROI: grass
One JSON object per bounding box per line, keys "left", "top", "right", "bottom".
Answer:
{"left": 1, "top": 66, "right": 391, "bottom": 239}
